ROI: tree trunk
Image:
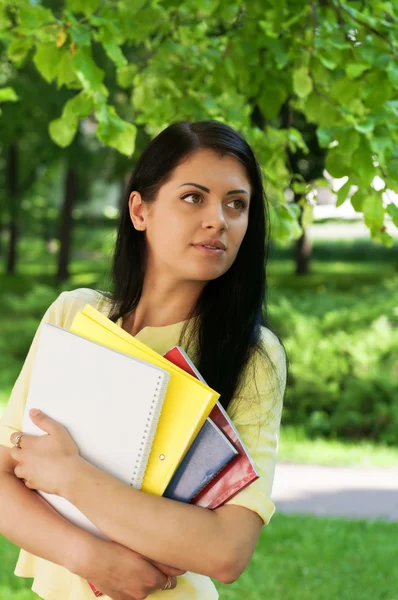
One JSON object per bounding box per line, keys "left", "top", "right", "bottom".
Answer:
{"left": 294, "top": 193, "right": 312, "bottom": 276}
{"left": 6, "top": 144, "right": 18, "bottom": 275}
{"left": 295, "top": 229, "right": 313, "bottom": 275}
{"left": 57, "top": 165, "right": 77, "bottom": 282}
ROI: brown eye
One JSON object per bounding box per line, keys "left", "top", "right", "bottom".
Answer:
{"left": 181, "top": 193, "right": 202, "bottom": 204}
{"left": 228, "top": 198, "right": 247, "bottom": 211}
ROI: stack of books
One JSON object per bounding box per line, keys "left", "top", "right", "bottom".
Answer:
{"left": 22, "top": 304, "right": 259, "bottom": 597}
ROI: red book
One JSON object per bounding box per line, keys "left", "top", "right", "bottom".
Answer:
{"left": 163, "top": 347, "right": 259, "bottom": 510}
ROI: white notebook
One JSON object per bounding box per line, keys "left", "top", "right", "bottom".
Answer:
{"left": 21, "top": 323, "right": 170, "bottom": 539}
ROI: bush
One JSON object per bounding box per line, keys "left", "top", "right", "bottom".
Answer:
{"left": 269, "top": 275, "right": 398, "bottom": 444}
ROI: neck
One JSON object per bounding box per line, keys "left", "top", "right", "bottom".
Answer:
{"left": 123, "top": 272, "right": 205, "bottom": 335}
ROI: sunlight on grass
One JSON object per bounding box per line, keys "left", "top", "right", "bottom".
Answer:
{"left": 278, "top": 426, "right": 398, "bottom": 468}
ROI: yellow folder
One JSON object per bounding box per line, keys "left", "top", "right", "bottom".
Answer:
{"left": 69, "top": 304, "right": 220, "bottom": 496}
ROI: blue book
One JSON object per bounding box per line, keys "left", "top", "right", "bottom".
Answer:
{"left": 163, "top": 418, "right": 239, "bottom": 502}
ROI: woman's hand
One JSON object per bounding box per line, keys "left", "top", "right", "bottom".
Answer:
{"left": 77, "top": 538, "right": 185, "bottom": 600}
{"left": 10, "top": 409, "right": 80, "bottom": 496}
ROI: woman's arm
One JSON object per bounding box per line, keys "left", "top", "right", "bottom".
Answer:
{"left": 0, "top": 445, "right": 90, "bottom": 573}
{"left": 62, "top": 454, "right": 236, "bottom": 583}
{"left": 0, "top": 445, "right": 184, "bottom": 596}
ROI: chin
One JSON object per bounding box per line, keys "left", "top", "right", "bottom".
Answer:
{"left": 188, "top": 267, "right": 229, "bottom": 282}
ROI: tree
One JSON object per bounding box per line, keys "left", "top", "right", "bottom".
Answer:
{"left": 0, "top": 0, "right": 397, "bottom": 260}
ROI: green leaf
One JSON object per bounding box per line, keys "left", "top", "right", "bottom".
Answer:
{"left": 293, "top": 67, "right": 313, "bottom": 98}
{"left": 116, "top": 64, "right": 138, "bottom": 89}
{"left": 0, "top": 87, "right": 18, "bottom": 103}
{"left": 325, "top": 148, "right": 348, "bottom": 178}
{"left": 370, "top": 126, "right": 394, "bottom": 164}
{"left": 72, "top": 48, "right": 106, "bottom": 93}
{"left": 95, "top": 105, "right": 137, "bottom": 156}
{"left": 269, "top": 202, "right": 302, "bottom": 244}
{"left": 345, "top": 63, "right": 369, "bottom": 80}
{"left": 259, "top": 79, "right": 289, "bottom": 119}
{"left": 316, "top": 127, "right": 336, "bottom": 148}
{"left": 350, "top": 188, "right": 366, "bottom": 213}
{"left": 362, "top": 193, "right": 385, "bottom": 231}
{"left": 18, "top": 4, "right": 54, "bottom": 30}
{"left": 387, "top": 61, "right": 398, "bottom": 89}
{"left": 336, "top": 180, "right": 351, "bottom": 207}
{"left": 66, "top": 0, "right": 100, "bottom": 16}
{"left": 196, "top": 0, "right": 219, "bottom": 16}
{"left": 70, "top": 24, "right": 91, "bottom": 46}
{"left": 336, "top": 129, "right": 360, "bottom": 156}
{"left": 49, "top": 114, "right": 78, "bottom": 147}
{"left": 7, "top": 37, "right": 33, "bottom": 65}
{"left": 351, "top": 140, "right": 377, "bottom": 187}
{"left": 56, "top": 49, "right": 78, "bottom": 87}
{"left": 34, "top": 43, "right": 61, "bottom": 84}
{"left": 102, "top": 40, "right": 128, "bottom": 68}
{"left": 292, "top": 182, "right": 308, "bottom": 194}
{"left": 376, "top": 230, "right": 394, "bottom": 248}
{"left": 386, "top": 203, "right": 398, "bottom": 228}
{"left": 64, "top": 91, "right": 95, "bottom": 119}
{"left": 319, "top": 52, "right": 338, "bottom": 70}
{"left": 354, "top": 119, "right": 375, "bottom": 135}
{"left": 225, "top": 56, "right": 235, "bottom": 81}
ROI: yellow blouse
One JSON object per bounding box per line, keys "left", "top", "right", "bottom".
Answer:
{"left": 0, "top": 288, "right": 286, "bottom": 600}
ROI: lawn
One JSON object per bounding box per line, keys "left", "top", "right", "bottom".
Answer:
{"left": 1, "top": 513, "right": 398, "bottom": 600}
{"left": 278, "top": 425, "right": 398, "bottom": 467}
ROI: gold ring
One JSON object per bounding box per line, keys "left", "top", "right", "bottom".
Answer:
{"left": 13, "top": 433, "right": 23, "bottom": 449}
{"left": 161, "top": 575, "right": 172, "bottom": 591}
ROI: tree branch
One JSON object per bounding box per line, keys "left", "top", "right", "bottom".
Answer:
{"left": 333, "top": 0, "right": 397, "bottom": 55}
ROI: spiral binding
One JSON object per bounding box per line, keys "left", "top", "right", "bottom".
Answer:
{"left": 130, "top": 370, "right": 170, "bottom": 489}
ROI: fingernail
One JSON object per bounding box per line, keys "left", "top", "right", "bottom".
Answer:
{"left": 30, "top": 409, "right": 41, "bottom": 416}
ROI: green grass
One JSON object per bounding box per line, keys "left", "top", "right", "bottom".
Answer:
{"left": 278, "top": 426, "right": 398, "bottom": 468}
{"left": 214, "top": 514, "right": 398, "bottom": 600}
{"left": 2, "top": 513, "right": 398, "bottom": 600}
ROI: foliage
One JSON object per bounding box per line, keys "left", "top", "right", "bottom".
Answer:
{"left": 0, "top": 0, "right": 397, "bottom": 244}
{"left": 272, "top": 275, "right": 398, "bottom": 444}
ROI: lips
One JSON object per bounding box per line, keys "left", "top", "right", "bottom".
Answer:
{"left": 193, "top": 240, "right": 226, "bottom": 250}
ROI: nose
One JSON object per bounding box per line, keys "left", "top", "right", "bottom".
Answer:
{"left": 201, "top": 203, "right": 228, "bottom": 232}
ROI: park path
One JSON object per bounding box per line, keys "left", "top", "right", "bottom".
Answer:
{"left": 271, "top": 463, "right": 398, "bottom": 521}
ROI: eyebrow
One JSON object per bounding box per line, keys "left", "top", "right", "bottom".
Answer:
{"left": 178, "top": 182, "right": 250, "bottom": 196}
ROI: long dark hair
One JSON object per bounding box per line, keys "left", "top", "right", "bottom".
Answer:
{"left": 104, "top": 120, "right": 286, "bottom": 421}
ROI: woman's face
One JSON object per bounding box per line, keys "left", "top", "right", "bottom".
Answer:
{"left": 128, "top": 148, "right": 252, "bottom": 283}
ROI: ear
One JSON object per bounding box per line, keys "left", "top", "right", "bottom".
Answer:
{"left": 128, "top": 191, "right": 147, "bottom": 231}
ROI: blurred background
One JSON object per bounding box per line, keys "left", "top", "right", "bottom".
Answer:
{"left": 1, "top": 1, "right": 397, "bottom": 599}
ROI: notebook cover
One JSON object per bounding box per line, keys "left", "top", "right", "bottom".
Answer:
{"left": 21, "top": 323, "right": 170, "bottom": 540}
{"left": 163, "top": 346, "right": 259, "bottom": 509}
{"left": 192, "top": 402, "right": 259, "bottom": 509}
{"left": 163, "top": 417, "right": 238, "bottom": 502}
{"left": 70, "top": 306, "right": 220, "bottom": 496}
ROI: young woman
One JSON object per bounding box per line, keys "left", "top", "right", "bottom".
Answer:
{"left": 0, "top": 120, "right": 287, "bottom": 600}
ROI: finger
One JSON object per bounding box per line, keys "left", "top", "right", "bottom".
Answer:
{"left": 14, "top": 463, "right": 25, "bottom": 479}
{"left": 10, "top": 446, "right": 23, "bottom": 461}
{"left": 152, "top": 561, "right": 185, "bottom": 576}
{"left": 160, "top": 574, "right": 177, "bottom": 591}
{"left": 29, "top": 409, "right": 60, "bottom": 435}
{"left": 10, "top": 431, "right": 24, "bottom": 448}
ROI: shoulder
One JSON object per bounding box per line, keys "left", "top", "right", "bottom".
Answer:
{"left": 258, "top": 326, "right": 286, "bottom": 372}
{"left": 45, "top": 288, "right": 111, "bottom": 329}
